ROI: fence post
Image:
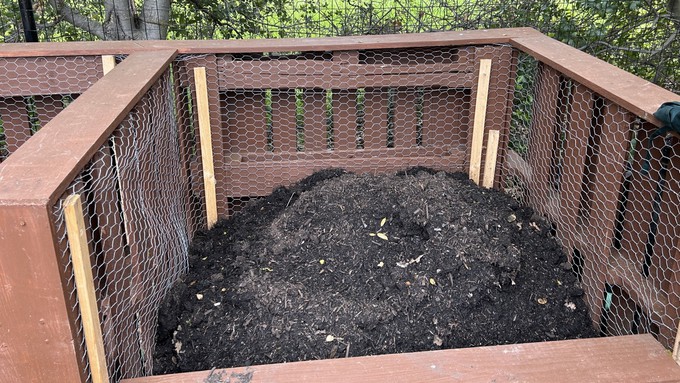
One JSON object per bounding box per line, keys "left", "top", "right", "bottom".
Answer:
{"left": 0, "top": 204, "right": 86, "bottom": 382}
{"left": 194, "top": 66, "right": 218, "bottom": 229}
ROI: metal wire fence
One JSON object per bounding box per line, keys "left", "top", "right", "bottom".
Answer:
{"left": 1, "top": 1, "right": 678, "bottom": 93}
{"left": 1, "top": 31, "right": 680, "bottom": 382}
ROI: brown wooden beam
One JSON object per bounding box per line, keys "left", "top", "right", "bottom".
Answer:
{"left": 122, "top": 335, "right": 680, "bottom": 383}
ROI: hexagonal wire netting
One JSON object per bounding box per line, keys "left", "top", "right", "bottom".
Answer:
{"left": 4, "top": 42, "right": 679, "bottom": 382}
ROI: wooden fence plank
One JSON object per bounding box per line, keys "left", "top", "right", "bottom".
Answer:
{"left": 0, "top": 96, "right": 30, "bottom": 154}
{"left": 303, "top": 89, "right": 328, "bottom": 151}
{"left": 526, "top": 63, "right": 561, "bottom": 213}
{"left": 362, "top": 88, "right": 389, "bottom": 149}
{"left": 89, "top": 145, "right": 143, "bottom": 379}
{"left": 469, "top": 58, "right": 492, "bottom": 184}
{"left": 331, "top": 89, "right": 358, "bottom": 151}
{"left": 122, "top": 335, "right": 680, "bottom": 383}
{"left": 421, "top": 88, "right": 462, "bottom": 148}
{"left": 556, "top": 85, "right": 593, "bottom": 253}
{"left": 64, "top": 194, "right": 110, "bottom": 383}
{"left": 194, "top": 67, "right": 218, "bottom": 229}
{"left": 271, "top": 90, "right": 298, "bottom": 153}
{"left": 392, "top": 89, "right": 418, "bottom": 148}
{"left": 34, "top": 94, "right": 65, "bottom": 129}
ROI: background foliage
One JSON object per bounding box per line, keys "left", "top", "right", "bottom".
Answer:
{"left": 0, "top": 0, "right": 679, "bottom": 92}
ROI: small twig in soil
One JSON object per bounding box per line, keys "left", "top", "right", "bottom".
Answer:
{"left": 285, "top": 192, "right": 296, "bottom": 208}
{"left": 345, "top": 342, "right": 350, "bottom": 358}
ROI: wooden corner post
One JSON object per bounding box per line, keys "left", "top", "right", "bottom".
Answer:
{"left": 194, "top": 66, "right": 218, "bottom": 229}
{"left": 64, "top": 194, "right": 110, "bottom": 383}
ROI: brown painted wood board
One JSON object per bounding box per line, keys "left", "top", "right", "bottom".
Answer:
{"left": 222, "top": 150, "right": 466, "bottom": 197}
{"left": 587, "top": 104, "right": 633, "bottom": 261}
{"left": 219, "top": 72, "right": 475, "bottom": 90}
{"left": 33, "top": 94, "right": 65, "bottom": 129}
{"left": 556, "top": 85, "right": 594, "bottom": 254}
{"left": 392, "top": 89, "right": 418, "bottom": 148}
{"left": 1, "top": 28, "right": 541, "bottom": 57}
{"left": 618, "top": 124, "right": 662, "bottom": 285}
{"left": 511, "top": 35, "right": 680, "bottom": 127}
{"left": 233, "top": 146, "right": 457, "bottom": 163}
{"left": 331, "top": 89, "right": 358, "bottom": 151}
{"left": 302, "top": 89, "right": 328, "bottom": 151}
{"left": 0, "top": 56, "right": 103, "bottom": 97}
{"left": 0, "top": 205, "right": 85, "bottom": 382}
{"left": 0, "top": 50, "right": 176, "bottom": 206}
{"left": 0, "top": 96, "right": 30, "bottom": 154}
{"left": 122, "top": 335, "right": 680, "bottom": 383}
{"left": 651, "top": 138, "right": 680, "bottom": 348}
{"left": 224, "top": 90, "right": 267, "bottom": 153}
{"left": 270, "top": 90, "right": 299, "bottom": 153}
{"left": 469, "top": 58, "right": 492, "bottom": 184}
{"left": 181, "top": 55, "right": 226, "bottom": 217}
{"left": 362, "top": 89, "right": 389, "bottom": 149}
{"left": 194, "top": 67, "right": 218, "bottom": 229}
{"left": 526, "top": 64, "right": 561, "bottom": 216}
{"left": 421, "top": 88, "right": 464, "bottom": 148}
{"left": 63, "top": 194, "right": 110, "bottom": 383}
{"left": 88, "top": 144, "right": 144, "bottom": 378}
{"left": 220, "top": 60, "right": 473, "bottom": 77}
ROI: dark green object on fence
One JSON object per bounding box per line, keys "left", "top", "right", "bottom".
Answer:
{"left": 642, "top": 101, "right": 680, "bottom": 174}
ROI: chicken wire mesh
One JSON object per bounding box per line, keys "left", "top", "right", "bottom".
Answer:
{"left": 3, "top": 40, "right": 679, "bottom": 383}
{"left": 50, "top": 69, "right": 197, "bottom": 382}
{"left": 506, "top": 53, "right": 680, "bottom": 349}
{"left": 0, "top": 55, "right": 115, "bottom": 163}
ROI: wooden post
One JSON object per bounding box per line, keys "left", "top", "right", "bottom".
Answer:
{"left": 469, "top": 59, "right": 492, "bottom": 184}
{"left": 101, "top": 55, "right": 116, "bottom": 75}
{"left": 193, "top": 66, "right": 218, "bottom": 228}
{"left": 482, "top": 129, "right": 500, "bottom": 188}
{"left": 63, "top": 194, "right": 109, "bottom": 383}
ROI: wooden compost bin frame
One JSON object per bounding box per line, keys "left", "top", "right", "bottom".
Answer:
{"left": 1, "top": 28, "right": 680, "bottom": 382}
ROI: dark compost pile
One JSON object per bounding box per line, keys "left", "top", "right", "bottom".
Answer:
{"left": 154, "top": 168, "right": 596, "bottom": 374}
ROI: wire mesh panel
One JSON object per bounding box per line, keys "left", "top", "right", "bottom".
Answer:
{"left": 0, "top": 55, "right": 105, "bottom": 162}
{"left": 194, "top": 45, "right": 518, "bottom": 215}
{"left": 50, "top": 69, "right": 194, "bottom": 382}
{"left": 505, "top": 54, "right": 680, "bottom": 349}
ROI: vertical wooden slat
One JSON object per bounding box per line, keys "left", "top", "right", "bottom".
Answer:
{"left": 226, "top": 90, "right": 267, "bottom": 153}
{"left": 89, "top": 145, "right": 143, "bottom": 378}
{"left": 557, "top": 85, "right": 594, "bottom": 252}
{"left": 482, "top": 129, "right": 500, "bottom": 188}
{"left": 618, "top": 124, "right": 661, "bottom": 275}
{"left": 392, "top": 89, "right": 418, "bottom": 148}
{"left": 0, "top": 96, "right": 30, "bottom": 153}
{"left": 589, "top": 104, "right": 633, "bottom": 258}
{"left": 34, "top": 95, "right": 64, "bottom": 129}
{"left": 64, "top": 194, "right": 110, "bottom": 383}
{"left": 581, "top": 104, "right": 633, "bottom": 326}
{"left": 363, "top": 88, "right": 388, "bottom": 149}
{"left": 332, "top": 51, "right": 359, "bottom": 151}
{"left": 421, "top": 88, "right": 461, "bottom": 147}
{"left": 303, "top": 89, "right": 328, "bottom": 151}
{"left": 469, "top": 59, "right": 492, "bottom": 184}
{"left": 194, "top": 67, "right": 218, "bottom": 229}
{"left": 271, "top": 89, "right": 298, "bottom": 153}
{"left": 331, "top": 89, "right": 358, "bottom": 151}
{"left": 526, "top": 64, "right": 561, "bottom": 213}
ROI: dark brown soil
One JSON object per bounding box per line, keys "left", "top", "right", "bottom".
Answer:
{"left": 153, "top": 168, "right": 597, "bottom": 374}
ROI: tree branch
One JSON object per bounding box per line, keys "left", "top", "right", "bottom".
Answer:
{"left": 48, "top": 0, "right": 105, "bottom": 39}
